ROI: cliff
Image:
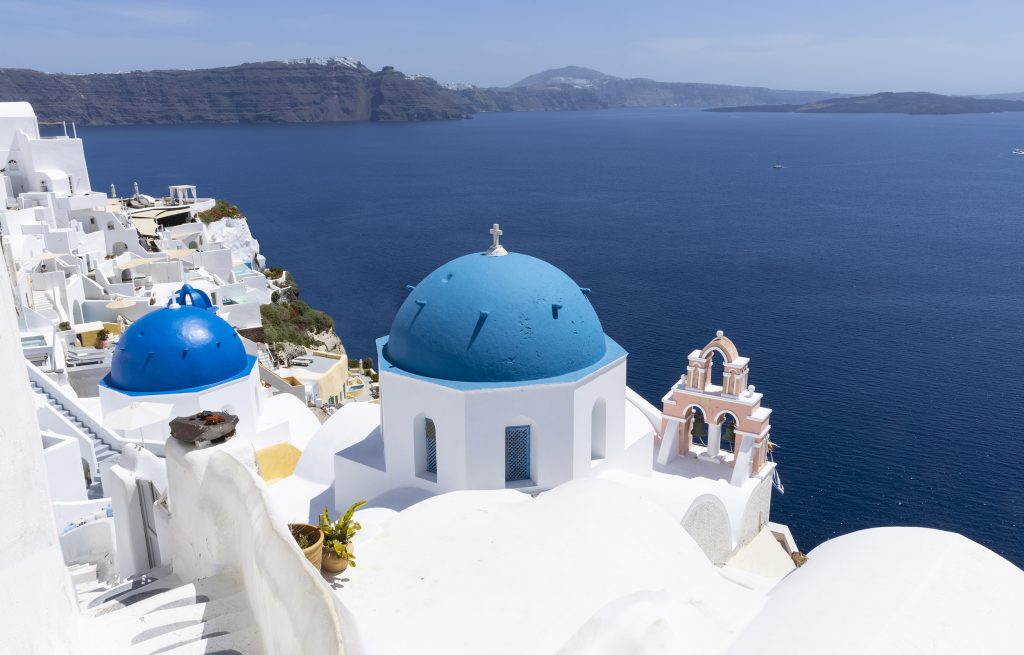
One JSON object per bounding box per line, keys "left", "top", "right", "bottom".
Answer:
{"left": 0, "top": 58, "right": 468, "bottom": 125}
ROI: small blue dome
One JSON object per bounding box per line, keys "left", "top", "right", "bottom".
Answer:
{"left": 173, "top": 283, "right": 215, "bottom": 311}
{"left": 107, "top": 300, "right": 250, "bottom": 393}
{"left": 384, "top": 252, "right": 607, "bottom": 382}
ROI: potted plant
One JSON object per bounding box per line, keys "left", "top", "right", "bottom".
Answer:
{"left": 95, "top": 329, "right": 111, "bottom": 349}
{"left": 56, "top": 321, "right": 75, "bottom": 345}
{"left": 289, "top": 522, "right": 324, "bottom": 571}
{"left": 319, "top": 501, "right": 366, "bottom": 573}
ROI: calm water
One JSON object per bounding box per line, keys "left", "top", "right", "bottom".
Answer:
{"left": 81, "top": 109, "right": 1024, "bottom": 564}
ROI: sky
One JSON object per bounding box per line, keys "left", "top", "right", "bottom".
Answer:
{"left": 6, "top": 0, "right": 1024, "bottom": 94}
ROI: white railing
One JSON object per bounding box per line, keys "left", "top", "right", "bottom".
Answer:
{"left": 26, "top": 361, "right": 166, "bottom": 457}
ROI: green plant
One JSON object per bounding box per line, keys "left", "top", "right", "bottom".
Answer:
{"left": 57, "top": 321, "right": 71, "bottom": 331}
{"left": 291, "top": 525, "right": 313, "bottom": 549}
{"left": 319, "top": 501, "right": 366, "bottom": 564}
{"left": 96, "top": 329, "right": 110, "bottom": 342}
{"left": 198, "top": 199, "right": 242, "bottom": 224}
{"left": 361, "top": 357, "right": 373, "bottom": 370}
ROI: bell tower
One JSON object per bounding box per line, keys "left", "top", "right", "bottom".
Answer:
{"left": 658, "top": 331, "right": 773, "bottom": 486}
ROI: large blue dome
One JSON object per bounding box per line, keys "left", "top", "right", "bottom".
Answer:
{"left": 383, "top": 252, "right": 607, "bottom": 383}
{"left": 106, "top": 301, "right": 251, "bottom": 393}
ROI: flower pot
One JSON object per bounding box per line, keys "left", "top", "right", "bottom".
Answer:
{"left": 96, "top": 339, "right": 110, "bottom": 349}
{"left": 322, "top": 542, "right": 354, "bottom": 573}
{"left": 289, "top": 523, "right": 324, "bottom": 571}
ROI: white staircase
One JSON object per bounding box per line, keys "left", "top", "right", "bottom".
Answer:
{"left": 80, "top": 570, "right": 262, "bottom": 655}
{"left": 30, "top": 379, "right": 120, "bottom": 498}
{"left": 256, "top": 344, "right": 275, "bottom": 370}
{"left": 32, "top": 289, "right": 53, "bottom": 312}
{"left": 31, "top": 289, "right": 60, "bottom": 320}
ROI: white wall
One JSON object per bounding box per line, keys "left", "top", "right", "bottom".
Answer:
{"left": 365, "top": 356, "right": 632, "bottom": 499}
{"left": 0, "top": 243, "right": 81, "bottom": 653}
{"left": 98, "top": 365, "right": 264, "bottom": 450}
{"left": 108, "top": 444, "right": 167, "bottom": 578}
{"left": 166, "top": 436, "right": 363, "bottom": 655}
{"left": 41, "top": 431, "right": 87, "bottom": 502}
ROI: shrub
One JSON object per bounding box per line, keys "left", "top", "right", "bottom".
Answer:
{"left": 198, "top": 199, "right": 242, "bottom": 224}
{"left": 260, "top": 300, "right": 335, "bottom": 348}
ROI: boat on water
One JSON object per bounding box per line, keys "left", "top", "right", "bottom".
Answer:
{"left": 1013, "top": 148, "right": 1024, "bottom": 155}
{"left": 773, "top": 163, "right": 785, "bottom": 169}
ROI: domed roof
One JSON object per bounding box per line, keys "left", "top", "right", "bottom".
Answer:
{"left": 384, "top": 251, "right": 607, "bottom": 383}
{"left": 106, "top": 290, "right": 250, "bottom": 393}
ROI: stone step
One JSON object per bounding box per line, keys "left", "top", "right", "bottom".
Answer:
{"left": 69, "top": 563, "right": 98, "bottom": 586}
{"left": 84, "top": 573, "right": 259, "bottom": 655}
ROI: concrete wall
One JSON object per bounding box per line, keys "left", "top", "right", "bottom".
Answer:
{"left": 167, "top": 437, "right": 362, "bottom": 655}
{"left": 0, "top": 239, "right": 81, "bottom": 653}
{"left": 41, "top": 431, "right": 87, "bottom": 502}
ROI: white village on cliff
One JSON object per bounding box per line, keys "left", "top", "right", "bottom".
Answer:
{"left": 1, "top": 101, "right": 1021, "bottom": 654}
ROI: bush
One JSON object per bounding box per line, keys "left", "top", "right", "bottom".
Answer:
{"left": 260, "top": 300, "right": 335, "bottom": 348}
{"left": 361, "top": 357, "right": 373, "bottom": 370}
{"left": 283, "top": 272, "right": 300, "bottom": 298}
{"left": 57, "top": 321, "right": 71, "bottom": 331}
{"left": 198, "top": 199, "right": 242, "bottom": 224}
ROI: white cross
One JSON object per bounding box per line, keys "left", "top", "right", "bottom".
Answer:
{"left": 487, "top": 223, "right": 508, "bottom": 256}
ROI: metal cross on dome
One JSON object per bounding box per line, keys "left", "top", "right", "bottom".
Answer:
{"left": 487, "top": 223, "right": 508, "bottom": 257}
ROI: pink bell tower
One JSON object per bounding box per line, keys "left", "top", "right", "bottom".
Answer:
{"left": 657, "top": 331, "right": 772, "bottom": 486}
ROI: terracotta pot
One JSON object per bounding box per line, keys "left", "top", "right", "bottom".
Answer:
{"left": 96, "top": 339, "right": 110, "bottom": 349}
{"left": 289, "top": 523, "right": 324, "bottom": 571}
{"left": 322, "top": 542, "right": 354, "bottom": 573}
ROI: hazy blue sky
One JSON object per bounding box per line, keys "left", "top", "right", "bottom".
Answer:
{"left": 7, "top": 0, "right": 1024, "bottom": 93}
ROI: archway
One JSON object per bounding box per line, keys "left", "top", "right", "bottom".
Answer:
{"left": 706, "top": 349, "right": 728, "bottom": 391}
{"left": 687, "top": 405, "right": 708, "bottom": 450}
{"left": 112, "top": 241, "right": 128, "bottom": 256}
{"left": 72, "top": 299, "right": 83, "bottom": 324}
{"left": 707, "top": 410, "right": 740, "bottom": 456}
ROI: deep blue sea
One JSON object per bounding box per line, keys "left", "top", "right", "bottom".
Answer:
{"left": 81, "top": 108, "right": 1024, "bottom": 565}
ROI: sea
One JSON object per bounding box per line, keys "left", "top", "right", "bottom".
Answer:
{"left": 81, "top": 108, "right": 1024, "bottom": 565}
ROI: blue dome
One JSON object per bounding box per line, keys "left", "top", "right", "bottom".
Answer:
{"left": 384, "top": 252, "right": 607, "bottom": 382}
{"left": 106, "top": 301, "right": 250, "bottom": 393}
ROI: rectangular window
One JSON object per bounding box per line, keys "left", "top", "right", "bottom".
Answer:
{"left": 505, "top": 425, "right": 531, "bottom": 482}
{"left": 425, "top": 418, "right": 437, "bottom": 475}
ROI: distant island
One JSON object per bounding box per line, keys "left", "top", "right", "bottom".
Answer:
{"left": 0, "top": 60, "right": 834, "bottom": 125}
{"left": 707, "top": 91, "right": 1024, "bottom": 115}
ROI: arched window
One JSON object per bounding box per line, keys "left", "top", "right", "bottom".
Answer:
{"left": 591, "top": 398, "right": 607, "bottom": 459}
{"left": 505, "top": 425, "right": 531, "bottom": 482}
{"left": 425, "top": 418, "right": 437, "bottom": 475}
